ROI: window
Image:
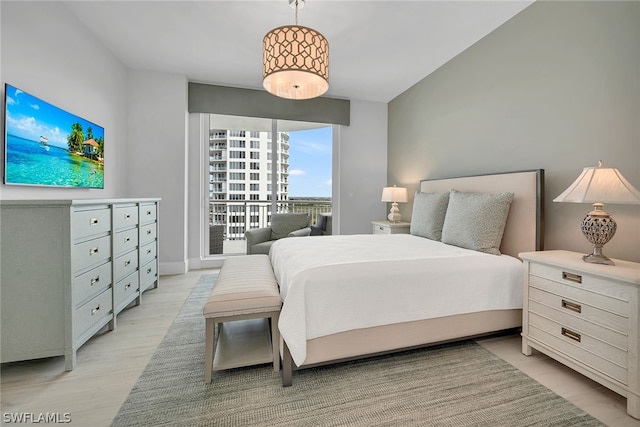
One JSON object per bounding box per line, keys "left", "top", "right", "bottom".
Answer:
{"left": 206, "top": 115, "right": 332, "bottom": 257}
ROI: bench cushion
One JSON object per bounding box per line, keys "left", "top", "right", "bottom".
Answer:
{"left": 203, "top": 255, "right": 281, "bottom": 317}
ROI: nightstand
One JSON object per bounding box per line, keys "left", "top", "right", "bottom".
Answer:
{"left": 520, "top": 250, "right": 640, "bottom": 419}
{"left": 372, "top": 220, "right": 410, "bottom": 235}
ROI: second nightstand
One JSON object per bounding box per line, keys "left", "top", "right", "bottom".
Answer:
{"left": 372, "top": 220, "right": 410, "bottom": 235}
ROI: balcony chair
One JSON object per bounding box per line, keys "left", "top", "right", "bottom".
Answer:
{"left": 310, "top": 212, "right": 332, "bottom": 235}
{"left": 245, "top": 213, "right": 311, "bottom": 255}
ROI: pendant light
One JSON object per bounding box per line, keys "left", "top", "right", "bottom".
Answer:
{"left": 263, "top": 0, "right": 329, "bottom": 100}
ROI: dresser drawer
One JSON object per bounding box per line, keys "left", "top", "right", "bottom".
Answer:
{"left": 72, "top": 208, "right": 111, "bottom": 241}
{"left": 529, "top": 313, "right": 627, "bottom": 384}
{"left": 528, "top": 284, "right": 628, "bottom": 334}
{"left": 139, "top": 203, "right": 157, "bottom": 224}
{"left": 140, "top": 260, "right": 158, "bottom": 289}
{"left": 73, "top": 261, "right": 112, "bottom": 307}
{"left": 72, "top": 235, "right": 111, "bottom": 274}
{"left": 140, "top": 241, "right": 157, "bottom": 266}
{"left": 114, "top": 250, "right": 138, "bottom": 282}
{"left": 140, "top": 222, "right": 157, "bottom": 245}
{"left": 113, "top": 228, "right": 139, "bottom": 257}
{"left": 113, "top": 205, "right": 139, "bottom": 230}
{"left": 73, "top": 288, "right": 112, "bottom": 341}
{"left": 114, "top": 270, "right": 139, "bottom": 312}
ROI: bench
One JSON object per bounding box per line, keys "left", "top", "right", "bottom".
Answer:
{"left": 203, "top": 255, "right": 282, "bottom": 384}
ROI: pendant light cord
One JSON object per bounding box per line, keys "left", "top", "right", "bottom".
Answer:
{"left": 295, "top": 0, "right": 299, "bottom": 25}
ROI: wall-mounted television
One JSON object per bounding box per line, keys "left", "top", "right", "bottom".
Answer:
{"left": 3, "top": 83, "right": 104, "bottom": 189}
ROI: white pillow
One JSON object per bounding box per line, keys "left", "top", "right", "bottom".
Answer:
{"left": 409, "top": 191, "right": 450, "bottom": 241}
{"left": 441, "top": 190, "right": 514, "bottom": 255}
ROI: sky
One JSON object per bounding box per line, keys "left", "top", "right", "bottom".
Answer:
{"left": 286, "top": 126, "right": 332, "bottom": 198}
{"left": 4, "top": 84, "right": 104, "bottom": 149}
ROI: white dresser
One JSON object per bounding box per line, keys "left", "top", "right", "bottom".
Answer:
{"left": 520, "top": 250, "right": 640, "bottom": 419}
{"left": 0, "top": 198, "right": 160, "bottom": 371}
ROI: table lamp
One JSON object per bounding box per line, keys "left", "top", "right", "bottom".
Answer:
{"left": 381, "top": 186, "right": 408, "bottom": 223}
{"left": 553, "top": 161, "right": 640, "bottom": 265}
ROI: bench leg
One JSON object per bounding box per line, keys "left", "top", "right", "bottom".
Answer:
{"left": 205, "top": 318, "right": 215, "bottom": 384}
{"left": 282, "top": 340, "right": 293, "bottom": 387}
{"left": 271, "top": 313, "right": 280, "bottom": 372}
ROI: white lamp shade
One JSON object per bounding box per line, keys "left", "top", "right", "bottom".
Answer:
{"left": 553, "top": 166, "right": 640, "bottom": 204}
{"left": 381, "top": 186, "right": 408, "bottom": 203}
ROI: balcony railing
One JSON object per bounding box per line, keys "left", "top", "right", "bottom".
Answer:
{"left": 208, "top": 199, "right": 332, "bottom": 255}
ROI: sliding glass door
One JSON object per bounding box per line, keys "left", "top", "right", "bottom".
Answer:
{"left": 205, "top": 115, "right": 332, "bottom": 256}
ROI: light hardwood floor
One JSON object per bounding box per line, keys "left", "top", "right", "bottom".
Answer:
{"left": 1, "top": 269, "right": 638, "bottom": 426}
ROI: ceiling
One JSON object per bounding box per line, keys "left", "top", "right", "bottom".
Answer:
{"left": 64, "top": 0, "right": 534, "bottom": 104}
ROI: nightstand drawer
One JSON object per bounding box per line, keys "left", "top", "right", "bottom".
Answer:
{"left": 528, "top": 284, "right": 628, "bottom": 334}
{"left": 528, "top": 297, "right": 627, "bottom": 349}
{"left": 529, "top": 313, "right": 627, "bottom": 384}
{"left": 373, "top": 224, "right": 390, "bottom": 234}
{"left": 530, "top": 263, "right": 631, "bottom": 308}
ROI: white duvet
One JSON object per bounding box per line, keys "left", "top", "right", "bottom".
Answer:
{"left": 269, "top": 234, "right": 523, "bottom": 366}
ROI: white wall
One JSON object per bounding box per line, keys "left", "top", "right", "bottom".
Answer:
{"left": 335, "top": 100, "right": 388, "bottom": 235}
{"left": 1, "top": 2, "right": 388, "bottom": 272}
{"left": 125, "top": 70, "right": 189, "bottom": 275}
{"left": 0, "top": 1, "right": 128, "bottom": 200}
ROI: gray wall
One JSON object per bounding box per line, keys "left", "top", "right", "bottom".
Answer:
{"left": 388, "top": 1, "right": 640, "bottom": 262}
{"left": 1, "top": 1, "right": 387, "bottom": 274}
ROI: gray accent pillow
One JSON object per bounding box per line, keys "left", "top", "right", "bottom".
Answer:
{"left": 441, "top": 190, "right": 514, "bottom": 255}
{"left": 409, "top": 191, "right": 450, "bottom": 241}
{"left": 270, "top": 213, "right": 309, "bottom": 240}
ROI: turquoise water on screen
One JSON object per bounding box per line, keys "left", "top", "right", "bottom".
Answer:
{"left": 5, "top": 134, "right": 104, "bottom": 188}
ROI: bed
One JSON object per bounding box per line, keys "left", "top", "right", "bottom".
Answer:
{"left": 270, "top": 169, "right": 544, "bottom": 385}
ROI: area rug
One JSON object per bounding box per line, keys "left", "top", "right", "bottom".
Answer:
{"left": 111, "top": 274, "right": 604, "bottom": 427}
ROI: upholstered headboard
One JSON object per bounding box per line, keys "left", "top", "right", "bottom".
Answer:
{"left": 419, "top": 169, "right": 544, "bottom": 259}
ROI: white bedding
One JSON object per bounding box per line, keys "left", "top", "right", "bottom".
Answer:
{"left": 269, "top": 234, "right": 524, "bottom": 366}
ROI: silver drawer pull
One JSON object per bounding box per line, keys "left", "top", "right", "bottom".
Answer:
{"left": 561, "top": 327, "right": 581, "bottom": 343}
{"left": 89, "top": 247, "right": 99, "bottom": 256}
{"left": 146, "top": 210, "right": 152, "bottom": 216}
{"left": 146, "top": 229, "right": 152, "bottom": 235}
{"left": 125, "top": 283, "right": 131, "bottom": 290}
{"left": 124, "top": 260, "right": 131, "bottom": 267}
{"left": 90, "top": 276, "right": 100, "bottom": 285}
{"left": 124, "top": 236, "right": 131, "bottom": 243}
{"left": 562, "top": 299, "right": 582, "bottom": 313}
{"left": 125, "top": 213, "right": 131, "bottom": 219}
{"left": 147, "top": 267, "right": 152, "bottom": 274}
{"left": 90, "top": 218, "right": 99, "bottom": 225}
{"left": 562, "top": 271, "right": 582, "bottom": 284}
{"left": 91, "top": 305, "right": 101, "bottom": 315}
{"left": 146, "top": 249, "right": 152, "bottom": 254}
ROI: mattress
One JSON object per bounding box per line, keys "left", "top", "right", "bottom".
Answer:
{"left": 269, "top": 234, "right": 523, "bottom": 365}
